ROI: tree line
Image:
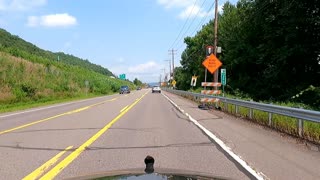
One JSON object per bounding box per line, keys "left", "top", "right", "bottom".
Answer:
{"left": 174, "top": 0, "right": 320, "bottom": 108}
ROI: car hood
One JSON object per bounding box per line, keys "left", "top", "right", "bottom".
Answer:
{"left": 65, "top": 168, "right": 231, "bottom": 180}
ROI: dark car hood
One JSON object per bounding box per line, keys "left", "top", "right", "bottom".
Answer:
{"left": 65, "top": 168, "right": 231, "bottom": 180}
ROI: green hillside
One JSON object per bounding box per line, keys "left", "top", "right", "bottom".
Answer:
{"left": 0, "top": 28, "right": 113, "bottom": 76}
{"left": 0, "top": 29, "right": 134, "bottom": 110}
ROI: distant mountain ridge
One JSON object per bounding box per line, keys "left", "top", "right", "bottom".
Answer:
{"left": 0, "top": 28, "right": 113, "bottom": 76}
{"left": 148, "top": 82, "right": 160, "bottom": 87}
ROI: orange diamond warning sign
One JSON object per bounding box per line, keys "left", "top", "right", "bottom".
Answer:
{"left": 202, "top": 54, "right": 222, "bottom": 74}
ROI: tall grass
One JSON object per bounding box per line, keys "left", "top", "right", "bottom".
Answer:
{"left": 0, "top": 52, "right": 134, "bottom": 109}
{"left": 183, "top": 88, "right": 320, "bottom": 143}
{"left": 219, "top": 102, "right": 320, "bottom": 144}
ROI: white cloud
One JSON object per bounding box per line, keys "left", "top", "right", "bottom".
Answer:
{"left": 0, "top": 0, "right": 46, "bottom": 11}
{"left": 27, "top": 13, "right": 77, "bottom": 27}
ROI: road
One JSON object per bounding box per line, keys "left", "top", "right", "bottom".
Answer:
{"left": 0, "top": 89, "right": 250, "bottom": 179}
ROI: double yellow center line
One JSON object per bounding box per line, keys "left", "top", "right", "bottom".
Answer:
{"left": 23, "top": 146, "right": 73, "bottom": 180}
{"left": 23, "top": 91, "right": 148, "bottom": 180}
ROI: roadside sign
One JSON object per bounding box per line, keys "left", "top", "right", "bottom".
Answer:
{"left": 172, "top": 80, "right": 176, "bottom": 86}
{"left": 119, "top": 74, "right": 126, "bottom": 80}
{"left": 221, "top": 69, "right": 226, "bottom": 85}
{"left": 202, "top": 54, "right": 222, "bottom": 74}
{"left": 217, "top": 47, "right": 222, "bottom": 53}
{"left": 206, "top": 46, "right": 214, "bottom": 56}
{"left": 190, "top": 76, "right": 197, "bottom": 87}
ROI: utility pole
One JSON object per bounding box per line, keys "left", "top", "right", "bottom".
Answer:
{"left": 160, "top": 68, "right": 165, "bottom": 82}
{"left": 213, "top": 0, "right": 219, "bottom": 90}
{"left": 168, "top": 49, "right": 177, "bottom": 80}
{"left": 164, "top": 59, "right": 171, "bottom": 81}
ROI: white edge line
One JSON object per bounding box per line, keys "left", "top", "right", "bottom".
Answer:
{"left": 162, "top": 93, "right": 265, "bottom": 180}
{"left": 0, "top": 95, "right": 115, "bottom": 118}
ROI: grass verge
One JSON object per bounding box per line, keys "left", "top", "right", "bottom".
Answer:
{"left": 0, "top": 93, "right": 106, "bottom": 114}
{"left": 218, "top": 101, "right": 320, "bottom": 144}
{"left": 182, "top": 89, "right": 320, "bottom": 144}
{"left": 176, "top": 91, "right": 320, "bottom": 144}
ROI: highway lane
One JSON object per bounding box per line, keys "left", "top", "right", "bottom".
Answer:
{"left": 0, "top": 89, "right": 249, "bottom": 179}
{"left": 0, "top": 93, "right": 122, "bottom": 133}
{"left": 0, "top": 91, "right": 143, "bottom": 179}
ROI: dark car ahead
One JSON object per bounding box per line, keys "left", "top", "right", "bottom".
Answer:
{"left": 119, "top": 85, "right": 130, "bottom": 94}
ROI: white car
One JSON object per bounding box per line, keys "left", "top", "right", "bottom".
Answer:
{"left": 152, "top": 86, "right": 161, "bottom": 93}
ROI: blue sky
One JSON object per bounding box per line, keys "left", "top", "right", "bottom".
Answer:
{"left": 0, "top": 0, "right": 237, "bottom": 83}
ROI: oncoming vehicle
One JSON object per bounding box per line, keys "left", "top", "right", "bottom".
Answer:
{"left": 119, "top": 85, "right": 130, "bottom": 94}
{"left": 152, "top": 86, "right": 161, "bottom": 93}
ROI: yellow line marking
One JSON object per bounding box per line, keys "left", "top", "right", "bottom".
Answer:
{"left": 109, "top": 98, "right": 117, "bottom": 101}
{"left": 23, "top": 146, "right": 73, "bottom": 180}
{"left": 125, "top": 94, "right": 128, "bottom": 97}
{"left": 67, "top": 107, "right": 90, "bottom": 114}
{"left": 0, "top": 98, "right": 117, "bottom": 135}
{"left": 39, "top": 91, "right": 149, "bottom": 180}
{"left": 120, "top": 105, "right": 129, "bottom": 113}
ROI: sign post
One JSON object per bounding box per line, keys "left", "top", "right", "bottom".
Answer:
{"left": 221, "top": 69, "right": 226, "bottom": 97}
{"left": 200, "top": 53, "right": 223, "bottom": 109}
{"left": 85, "top": 80, "right": 89, "bottom": 96}
{"left": 205, "top": 46, "right": 214, "bottom": 90}
{"left": 172, "top": 80, "right": 176, "bottom": 88}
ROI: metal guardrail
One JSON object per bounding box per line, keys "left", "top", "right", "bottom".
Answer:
{"left": 164, "top": 89, "right": 320, "bottom": 137}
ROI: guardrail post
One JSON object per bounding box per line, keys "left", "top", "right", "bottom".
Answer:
{"left": 297, "top": 108, "right": 304, "bottom": 137}
{"left": 225, "top": 100, "right": 228, "bottom": 112}
{"left": 249, "top": 100, "right": 253, "bottom": 119}
{"left": 298, "top": 119, "right": 304, "bottom": 137}
{"left": 235, "top": 104, "right": 239, "bottom": 114}
{"left": 268, "top": 103, "right": 273, "bottom": 126}
{"left": 268, "top": 113, "right": 273, "bottom": 126}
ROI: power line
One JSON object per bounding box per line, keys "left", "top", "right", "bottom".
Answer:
{"left": 168, "top": 49, "right": 177, "bottom": 79}
{"left": 176, "top": 1, "right": 215, "bottom": 51}
{"left": 170, "top": 0, "right": 200, "bottom": 49}
{"left": 191, "top": 2, "right": 215, "bottom": 36}
{"left": 177, "top": 3, "right": 215, "bottom": 50}
{"left": 173, "top": 0, "right": 208, "bottom": 50}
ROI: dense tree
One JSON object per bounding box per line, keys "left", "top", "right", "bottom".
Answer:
{"left": 133, "top": 78, "right": 143, "bottom": 86}
{"left": 176, "top": 0, "right": 320, "bottom": 107}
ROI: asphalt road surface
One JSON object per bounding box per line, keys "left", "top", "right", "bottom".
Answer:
{"left": 0, "top": 89, "right": 250, "bottom": 179}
